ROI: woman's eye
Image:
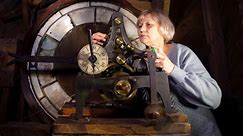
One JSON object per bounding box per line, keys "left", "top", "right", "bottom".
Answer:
{"left": 147, "top": 23, "right": 152, "bottom": 27}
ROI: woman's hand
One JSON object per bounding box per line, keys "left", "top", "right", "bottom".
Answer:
{"left": 151, "top": 46, "right": 175, "bottom": 75}
{"left": 91, "top": 32, "right": 107, "bottom": 45}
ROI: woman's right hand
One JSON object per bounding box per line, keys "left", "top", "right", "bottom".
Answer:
{"left": 91, "top": 32, "right": 107, "bottom": 45}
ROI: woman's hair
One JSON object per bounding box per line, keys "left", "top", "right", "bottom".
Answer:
{"left": 138, "top": 9, "right": 175, "bottom": 43}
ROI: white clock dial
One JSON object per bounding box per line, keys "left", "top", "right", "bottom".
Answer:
{"left": 77, "top": 43, "right": 108, "bottom": 75}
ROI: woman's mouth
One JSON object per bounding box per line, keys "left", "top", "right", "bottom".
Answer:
{"left": 139, "top": 35, "right": 147, "bottom": 39}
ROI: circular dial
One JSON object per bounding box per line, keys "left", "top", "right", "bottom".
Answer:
{"left": 78, "top": 44, "right": 108, "bottom": 75}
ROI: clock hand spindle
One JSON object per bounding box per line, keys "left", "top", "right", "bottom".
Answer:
{"left": 87, "top": 29, "right": 97, "bottom": 73}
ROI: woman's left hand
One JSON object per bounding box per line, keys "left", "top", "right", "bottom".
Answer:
{"left": 151, "top": 47, "right": 175, "bottom": 75}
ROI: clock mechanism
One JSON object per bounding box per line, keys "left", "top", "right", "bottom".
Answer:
{"left": 72, "top": 11, "right": 176, "bottom": 120}
{"left": 2, "top": 1, "right": 176, "bottom": 122}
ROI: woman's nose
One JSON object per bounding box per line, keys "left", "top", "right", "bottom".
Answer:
{"left": 139, "top": 24, "right": 146, "bottom": 32}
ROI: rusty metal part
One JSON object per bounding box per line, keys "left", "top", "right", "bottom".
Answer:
{"left": 147, "top": 49, "right": 176, "bottom": 115}
{"left": 147, "top": 50, "right": 159, "bottom": 105}
{"left": 144, "top": 103, "right": 166, "bottom": 119}
{"left": 145, "top": 50, "right": 166, "bottom": 119}
{"left": 163, "top": 0, "right": 171, "bottom": 16}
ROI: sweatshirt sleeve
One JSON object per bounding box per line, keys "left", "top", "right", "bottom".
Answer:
{"left": 169, "top": 45, "right": 222, "bottom": 109}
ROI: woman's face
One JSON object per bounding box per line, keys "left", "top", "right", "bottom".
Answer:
{"left": 137, "top": 14, "right": 164, "bottom": 47}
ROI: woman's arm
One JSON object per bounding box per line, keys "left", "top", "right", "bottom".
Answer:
{"left": 169, "top": 44, "right": 222, "bottom": 109}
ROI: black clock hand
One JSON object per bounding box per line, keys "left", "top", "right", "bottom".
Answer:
{"left": 87, "top": 29, "right": 97, "bottom": 73}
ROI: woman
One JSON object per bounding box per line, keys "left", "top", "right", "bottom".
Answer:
{"left": 92, "top": 9, "right": 222, "bottom": 136}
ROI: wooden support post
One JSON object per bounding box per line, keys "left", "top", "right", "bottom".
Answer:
{"left": 151, "top": 0, "right": 171, "bottom": 16}
{"left": 22, "top": 0, "right": 31, "bottom": 29}
{"left": 151, "top": 0, "right": 163, "bottom": 9}
{"left": 163, "top": 0, "right": 171, "bottom": 16}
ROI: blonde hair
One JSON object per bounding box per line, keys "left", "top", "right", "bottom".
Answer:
{"left": 138, "top": 9, "right": 175, "bottom": 43}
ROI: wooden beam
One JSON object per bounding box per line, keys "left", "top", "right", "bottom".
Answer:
{"left": 152, "top": 0, "right": 171, "bottom": 16}
{"left": 22, "top": 0, "right": 30, "bottom": 29}
{"left": 53, "top": 115, "right": 191, "bottom": 135}
{"left": 163, "top": 0, "right": 171, "bottom": 16}
{"left": 126, "top": 0, "right": 151, "bottom": 12}
{"left": 151, "top": 0, "right": 163, "bottom": 9}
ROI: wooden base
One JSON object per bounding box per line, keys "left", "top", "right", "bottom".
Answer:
{"left": 53, "top": 112, "right": 191, "bottom": 135}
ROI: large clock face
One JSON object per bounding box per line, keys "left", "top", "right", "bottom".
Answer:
{"left": 22, "top": 1, "right": 143, "bottom": 121}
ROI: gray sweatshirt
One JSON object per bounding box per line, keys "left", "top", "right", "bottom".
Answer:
{"left": 168, "top": 43, "right": 222, "bottom": 136}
